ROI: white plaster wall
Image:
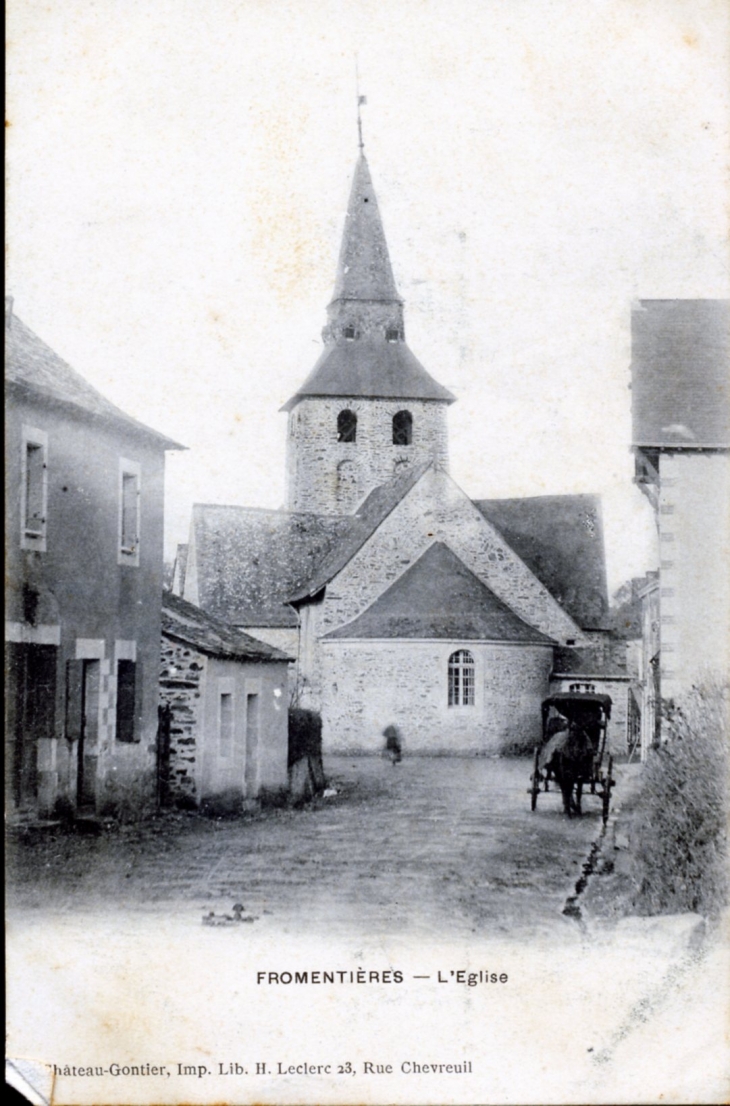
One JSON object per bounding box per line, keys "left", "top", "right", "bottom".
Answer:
{"left": 658, "top": 453, "right": 730, "bottom": 699}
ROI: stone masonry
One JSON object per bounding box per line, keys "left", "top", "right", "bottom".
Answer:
{"left": 297, "top": 467, "right": 585, "bottom": 708}
{"left": 322, "top": 639, "right": 552, "bottom": 753}
{"left": 285, "top": 396, "right": 449, "bottom": 514}
{"left": 159, "top": 638, "right": 205, "bottom": 807}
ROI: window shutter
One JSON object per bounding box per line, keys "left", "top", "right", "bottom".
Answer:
{"left": 116, "top": 660, "right": 137, "bottom": 743}
{"left": 65, "top": 660, "right": 85, "bottom": 743}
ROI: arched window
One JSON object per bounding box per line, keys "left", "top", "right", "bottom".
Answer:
{"left": 448, "top": 649, "right": 475, "bottom": 707}
{"left": 392, "top": 410, "right": 412, "bottom": 446}
{"left": 337, "top": 409, "right": 357, "bottom": 443}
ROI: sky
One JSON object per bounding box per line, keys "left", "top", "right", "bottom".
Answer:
{"left": 7, "top": 0, "right": 729, "bottom": 597}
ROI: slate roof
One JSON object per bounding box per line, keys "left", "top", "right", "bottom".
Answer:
{"left": 161, "top": 591, "right": 292, "bottom": 662}
{"left": 552, "top": 640, "right": 628, "bottom": 678}
{"left": 190, "top": 504, "right": 354, "bottom": 627}
{"left": 5, "top": 305, "right": 183, "bottom": 449}
{"left": 324, "top": 542, "right": 555, "bottom": 643}
{"left": 330, "top": 154, "right": 401, "bottom": 305}
{"left": 288, "top": 461, "right": 433, "bottom": 603}
{"left": 473, "top": 495, "right": 609, "bottom": 629}
{"left": 631, "top": 299, "right": 729, "bottom": 448}
{"left": 281, "top": 336, "right": 456, "bottom": 410}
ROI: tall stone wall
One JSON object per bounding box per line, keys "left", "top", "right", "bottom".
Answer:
{"left": 285, "top": 396, "right": 449, "bottom": 514}
{"left": 322, "top": 639, "right": 552, "bottom": 753}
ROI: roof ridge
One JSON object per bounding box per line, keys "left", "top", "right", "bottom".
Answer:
{"left": 288, "top": 461, "right": 433, "bottom": 602}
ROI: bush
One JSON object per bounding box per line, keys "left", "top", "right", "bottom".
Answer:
{"left": 632, "top": 682, "right": 728, "bottom": 917}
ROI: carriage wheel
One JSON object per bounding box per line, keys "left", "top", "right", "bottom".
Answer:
{"left": 531, "top": 747, "right": 541, "bottom": 811}
{"left": 602, "top": 755, "right": 614, "bottom": 824}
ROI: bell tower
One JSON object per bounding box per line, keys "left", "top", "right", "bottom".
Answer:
{"left": 282, "top": 150, "right": 455, "bottom": 515}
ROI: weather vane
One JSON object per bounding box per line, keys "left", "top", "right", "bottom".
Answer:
{"left": 355, "top": 56, "right": 366, "bottom": 151}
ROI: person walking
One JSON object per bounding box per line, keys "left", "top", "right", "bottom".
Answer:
{"left": 382, "top": 723, "right": 403, "bottom": 765}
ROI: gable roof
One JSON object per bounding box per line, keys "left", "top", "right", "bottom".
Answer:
{"left": 631, "top": 299, "right": 729, "bottom": 448}
{"left": 473, "top": 495, "right": 609, "bottom": 629}
{"left": 162, "top": 591, "right": 292, "bottom": 662}
{"left": 324, "top": 542, "right": 554, "bottom": 644}
{"left": 280, "top": 336, "right": 456, "bottom": 411}
{"left": 190, "top": 504, "right": 354, "bottom": 627}
{"left": 288, "top": 461, "right": 432, "bottom": 603}
{"left": 5, "top": 306, "right": 183, "bottom": 449}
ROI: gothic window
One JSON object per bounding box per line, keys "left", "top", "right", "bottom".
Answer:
{"left": 337, "top": 409, "right": 357, "bottom": 443}
{"left": 448, "top": 649, "right": 475, "bottom": 707}
{"left": 392, "top": 410, "right": 412, "bottom": 446}
{"left": 336, "top": 460, "right": 359, "bottom": 508}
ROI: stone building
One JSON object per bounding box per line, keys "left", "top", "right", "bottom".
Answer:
{"left": 179, "top": 150, "right": 616, "bottom": 755}
{"left": 632, "top": 299, "right": 730, "bottom": 708}
{"left": 159, "top": 592, "right": 290, "bottom": 811}
{"left": 5, "top": 299, "right": 183, "bottom": 819}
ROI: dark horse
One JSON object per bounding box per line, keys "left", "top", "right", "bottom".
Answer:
{"left": 543, "top": 722, "right": 595, "bottom": 817}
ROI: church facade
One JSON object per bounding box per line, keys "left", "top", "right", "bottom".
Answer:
{"left": 178, "top": 149, "right": 614, "bottom": 755}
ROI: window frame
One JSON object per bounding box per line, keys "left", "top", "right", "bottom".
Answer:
{"left": 20, "top": 426, "right": 49, "bottom": 552}
{"left": 118, "top": 458, "right": 141, "bottom": 566}
{"left": 448, "top": 649, "right": 476, "bottom": 708}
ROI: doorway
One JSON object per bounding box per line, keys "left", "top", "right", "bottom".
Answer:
{"left": 6, "top": 642, "right": 58, "bottom": 810}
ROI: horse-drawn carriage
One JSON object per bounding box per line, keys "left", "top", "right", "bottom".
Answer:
{"left": 530, "top": 684, "right": 615, "bottom": 821}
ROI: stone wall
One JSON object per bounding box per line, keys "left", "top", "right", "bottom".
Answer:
{"left": 322, "top": 639, "right": 552, "bottom": 753}
{"left": 159, "top": 638, "right": 290, "bottom": 808}
{"left": 297, "top": 468, "right": 584, "bottom": 708}
{"left": 285, "top": 396, "right": 449, "bottom": 514}
{"left": 159, "top": 637, "right": 206, "bottom": 807}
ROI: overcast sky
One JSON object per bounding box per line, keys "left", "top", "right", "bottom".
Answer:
{"left": 7, "top": 0, "right": 729, "bottom": 595}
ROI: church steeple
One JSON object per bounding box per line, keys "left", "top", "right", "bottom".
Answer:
{"left": 329, "top": 154, "right": 402, "bottom": 306}
{"left": 282, "top": 149, "right": 454, "bottom": 515}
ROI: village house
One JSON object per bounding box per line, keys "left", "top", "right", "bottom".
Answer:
{"left": 159, "top": 591, "right": 291, "bottom": 812}
{"left": 632, "top": 299, "right": 730, "bottom": 719}
{"left": 178, "top": 150, "right": 626, "bottom": 756}
{"left": 5, "top": 298, "right": 183, "bottom": 820}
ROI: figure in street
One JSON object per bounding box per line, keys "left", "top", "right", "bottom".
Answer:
{"left": 382, "top": 724, "right": 403, "bottom": 765}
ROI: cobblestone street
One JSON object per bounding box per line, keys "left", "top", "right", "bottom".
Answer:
{"left": 8, "top": 756, "right": 614, "bottom": 941}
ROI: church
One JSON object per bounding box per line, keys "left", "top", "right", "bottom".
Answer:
{"left": 176, "top": 147, "right": 612, "bottom": 755}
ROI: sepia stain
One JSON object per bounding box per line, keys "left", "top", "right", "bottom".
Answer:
{"left": 682, "top": 30, "right": 699, "bottom": 48}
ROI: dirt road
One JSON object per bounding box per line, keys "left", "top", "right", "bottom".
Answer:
{"left": 8, "top": 756, "right": 613, "bottom": 941}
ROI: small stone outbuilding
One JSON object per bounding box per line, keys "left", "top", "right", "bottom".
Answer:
{"left": 159, "top": 592, "right": 291, "bottom": 811}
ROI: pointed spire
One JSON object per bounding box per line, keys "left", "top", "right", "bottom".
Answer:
{"left": 330, "top": 154, "right": 401, "bottom": 304}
